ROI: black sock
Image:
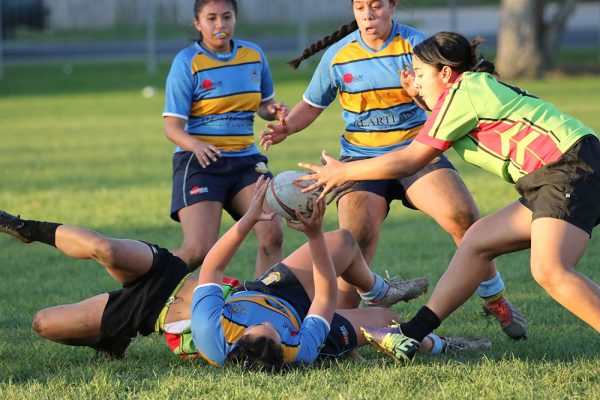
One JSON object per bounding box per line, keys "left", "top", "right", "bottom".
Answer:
{"left": 18, "top": 220, "right": 62, "bottom": 247}
{"left": 400, "top": 306, "right": 441, "bottom": 342}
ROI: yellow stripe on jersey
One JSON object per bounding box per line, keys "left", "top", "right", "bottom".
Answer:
{"left": 339, "top": 88, "right": 413, "bottom": 114}
{"left": 191, "top": 47, "right": 262, "bottom": 74}
{"left": 221, "top": 316, "right": 248, "bottom": 344}
{"left": 331, "top": 37, "right": 414, "bottom": 65}
{"left": 193, "top": 134, "right": 254, "bottom": 151}
{"left": 227, "top": 295, "right": 301, "bottom": 329}
{"left": 344, "top": 125, "right": 421, "bottom": 147}
{"left": 191, "top": 92, "right": 262, "bottom": 116}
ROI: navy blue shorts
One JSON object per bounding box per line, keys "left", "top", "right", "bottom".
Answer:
{"left": 339, "top": 154, "right": 456, "bottom": 211}
{"left": 170, "top": 152, "right": 272, "bottom": 221}
{"left": 236, "top": 263, "right": 358, "bottom": 357}
{"left": 517, "top": 135, "right": 600, "bottom": 236}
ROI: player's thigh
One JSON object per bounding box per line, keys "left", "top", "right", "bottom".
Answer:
{"left": 178, "top": 201, "right": 223, "bottom": 247}
{"left": 462, "top": 201, "right": 532, "bottom": 258}
{"left": 406, "top": 168, "right": 479, "bottom": 235}
{"left": 33, "top": 293, "right": 108, "bottom": 341}
{"left": 337, "top": 191, "right": 387, "bottom": 240}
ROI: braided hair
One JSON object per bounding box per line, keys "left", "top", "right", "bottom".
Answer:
{"left": 288, "top": 20, "right": 359, "bottom": 69}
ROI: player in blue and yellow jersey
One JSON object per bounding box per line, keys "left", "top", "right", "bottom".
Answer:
{"left": 163, "top": 0, "right": 287, "bottom": 276}
{"left": 260, "top": 0, "right": 526, "bottom": 340}
{"left": 191, "top": 176, "right": 491, "bottom": 370}
{"left": 298, "top": 32, "right": 600, "bottom": 362}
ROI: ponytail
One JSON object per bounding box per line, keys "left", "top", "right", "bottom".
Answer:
{"left": 288, "top": 20, "right": 359, "bottom": 69}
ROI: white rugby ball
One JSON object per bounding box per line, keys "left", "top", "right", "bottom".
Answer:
{"left": 265, "top": 170, "right": 324, "bottom": 220}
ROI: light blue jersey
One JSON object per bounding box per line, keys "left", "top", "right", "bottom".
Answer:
{"left": 163, "top": 40, "right": 275, "bottom": 157}
{"left": 304, "top": 22, "right": 427, "bottom": 157}
{"left": 190, "top": 284, "right": 330, "bottom": 366}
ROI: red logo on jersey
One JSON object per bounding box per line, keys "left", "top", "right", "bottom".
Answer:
{"left": 343, "top": 73, "right": 354, "bottom": 84}
{"left": 202, "top": 79, "right": 213, "bottom": 90}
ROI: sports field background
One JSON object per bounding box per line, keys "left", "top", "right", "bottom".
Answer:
{"left": 0, "top": 60, "right": 599, "bottom": 399}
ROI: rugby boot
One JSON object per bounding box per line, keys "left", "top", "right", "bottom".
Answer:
{"left": 441, "top": 336, "right": 492, "bottom": 355}
{"left": 483, "top": 296, "right": 527, "bottom": 340}
{"left": 364, "top": 277, "right": 429, "bottom": 308}
{"left": 361, "top": 322, "right": 420, "bottom": 363}
{"left": 0, "top": 210, "right": 31, "bottom": 243}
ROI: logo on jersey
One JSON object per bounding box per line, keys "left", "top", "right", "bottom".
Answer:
{"left": 255, "top": 162, "right": 269, "bottom": 173}
{"left": 201, "top": 79, "right": 223, "bottom": 91}
{"left": 189, "top": 186, "right": 209, "bottom": 195}
{"left": 250, "top": 69, "right": 260, "bottom": 83}
{"left": 342, "top": 73, "right": 363, "bottom": 84}
{"left": 260, "top": 271, "right": 281, "bottom": 286}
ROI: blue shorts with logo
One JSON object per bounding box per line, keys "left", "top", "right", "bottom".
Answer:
{"left": 339, "top": 154, "right": 456, "bottom": 211}
{"left": 170, "top": 152, "right": 272, "bottom": 221}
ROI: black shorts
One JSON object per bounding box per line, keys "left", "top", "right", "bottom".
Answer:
{"left": 339, "top": 154, "right": 456, "bottom": 211}
{"left": 516, "top": 135, "right": 600, "bottom": 236}
{"left": 236, "top": 263, "right": 358, "bottom": 357}
{"left": 170, "top": 152, "right": 272, "bottom": 221}
{"left": 100, "top": 243, "right": 189, "bottom": 349}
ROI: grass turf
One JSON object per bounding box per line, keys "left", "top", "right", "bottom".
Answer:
{"left": 0, "top": 60, "right": 599, "bottom": 399}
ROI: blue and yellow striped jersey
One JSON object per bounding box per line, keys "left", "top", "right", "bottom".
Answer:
{"left": 191, "top": 284, "right": 329, "bottom": 367}
{"left": 304, "top": 22, "right": 427, "bottom": 157}
{"left": 163, "top": 40, "right": 275, "bottom": 157}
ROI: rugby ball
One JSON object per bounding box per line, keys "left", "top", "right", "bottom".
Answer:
{"left": 265, "top": 170, "right": 324, "bottom": 220}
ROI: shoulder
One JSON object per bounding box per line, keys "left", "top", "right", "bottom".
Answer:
{"left": 322, "top": 30, "right": 360, "bottom": 62}
{"left": 234, "top": 39, "right": 266, "bottom": 56}
{"left": 393, "top": 22, "right": 427, "bottom": 46}
{"left": 173, "top": 43, "right": 201, "bottom": 64}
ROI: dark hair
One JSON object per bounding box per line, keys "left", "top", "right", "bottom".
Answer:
{"left": 288, "top": 20, "right": 358, "bottom": 69}
{"left": 413, "top": 31, "right": 497, "bottom": 75}
{"left": 226, "top": 335, "right": 284, "bottom": 372}
{"left": 194, "top": 0, "right": 238, "bottom": 18}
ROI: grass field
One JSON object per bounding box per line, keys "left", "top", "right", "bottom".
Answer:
{"left": 1, "top": 60, "right": 599, "bottom": 399}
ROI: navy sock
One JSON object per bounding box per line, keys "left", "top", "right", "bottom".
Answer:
{"left": 400, "top": 306, "right": 441, "bottom": 342}
{"left": 18, "top": 220, "right": 61, "bottom": 247}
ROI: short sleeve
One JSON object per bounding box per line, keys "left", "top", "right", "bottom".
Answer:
{"left": 163, "top": 52, "right": 194, "bottom": 120}
{"left": 294, "top": 315, "right": 330, "bottom": 364}
{"left": 258, "top": 47, "right": 275, "bottom": 102}
{"left": 190, "top": 284, "right": 228, "bottom": 366}
{"left": 303, "top": 51, "right": 338, "bottom": 108}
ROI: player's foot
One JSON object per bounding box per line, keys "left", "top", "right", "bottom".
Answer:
{"left": 0, "top": 210, "right": 31, "bottom": 243}
{"left": 441, "top": 336, "right": 492, "bottom": 355}
{"left": 361, "top": 323, "right": 420, "bottom": 363}
{"left": 483, "top": 296, "right": 527, "bottom": 340}
{"left": 364, "top": 277, "right": 429, "bottom": 308}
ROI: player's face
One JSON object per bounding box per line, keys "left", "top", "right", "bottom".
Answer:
{"left": 352, "top": 0, "right": 396, "bottom": 49}
{"left": 413, "top": 56, "right": 451, "bottom": 110}
{"left": 194, "top": 0, "right": 236, "bottom": 53}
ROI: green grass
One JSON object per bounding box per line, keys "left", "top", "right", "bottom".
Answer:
{"left": 1, "top": 61, "right": 599, "bottom": 399}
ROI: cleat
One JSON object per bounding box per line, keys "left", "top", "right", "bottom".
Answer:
{"left": 483, "top": 296, "right": 527, "bottom": 340}
{"left": 364, "top": 277, "right": 429, "bottom": 308}
{"left": 0, "top": 210, "right": 31, "bottom": 243}
{"left": 361, "top": 323, "right": 420, "bottom": 363}
{"left": 441, "top": 337, "right": 492, "bottom": 355}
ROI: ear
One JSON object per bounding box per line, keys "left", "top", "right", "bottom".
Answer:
{"left": 193, "top": 18, "right": 201, "bottom": 32}
{"left": 440, "top": 65, "right": 455, "bottom": 83}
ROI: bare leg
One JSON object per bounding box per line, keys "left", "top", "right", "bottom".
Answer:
{"left": 530, "top": 218, "right": 600, "bottom": 331}
{"left": 32, "top": 293, "right": 108, "bottom": 347}
{"left": 426, "top": 201, "right": 532, "bottom": 320}
{"left": 173, "top": 201, "right": 223, "bottom": 270}
{"left": 406, "top": 168, "right": 497, "bottom": 281}
{"left": 336, "top": 191, "right": 387, "bottom": 308}
{"left": 230, "top": 182, "right": 284, "bottom": 276}
{"left": 55, "top": 225, "right": 154, "bottom": 284}
{"left": 282, "top": 229, "right": 375, "bottom": 300}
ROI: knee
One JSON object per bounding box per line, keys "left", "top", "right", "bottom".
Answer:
{"left": 89, "top": 236, "right": 118, "bottom": 267}
{"left": 178, "top": 245, "right": 211, "bottom": 270}
{"left": 530, "top": 260, "right": 565, "bottom": 290}
{"left": 445, "top": 207, "right": 480, "bottom": 241}
{"left": 256, "top": 220, "right": 284, "bottom": 251}
{"left": 32, "top": 309, "right": 53, "bottom": 339}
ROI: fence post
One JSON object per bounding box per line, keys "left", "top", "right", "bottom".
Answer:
{"left": 296, "top": 0, "right": 308, "bottom": 69}
{"left": 0, "top": 0, "right": 4, "bottom": 79}
{"left": 146, "top": 0, "right": 157, "bottom": 74}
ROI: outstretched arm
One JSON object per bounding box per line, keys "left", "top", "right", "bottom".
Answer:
{"left": 287, "top": 199, "right": 337, "bottom": 324}
{"left": 257, "top": 99, "right": 290, "bottom": 122}
{"left": 198, "top": 176, "right": 275, "bottom": 286}
{"left": 298, "top": 141, "right": 444, "bottom": 198}
{"left": 259, "top": 100, "right": 324, "bottom": 150}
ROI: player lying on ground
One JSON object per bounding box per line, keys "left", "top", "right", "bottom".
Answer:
{"left": 297, "top": 31, "right": 600, "bottom": 362}
{"left": 1, "top": 177, "right": 434, "bottom": 360}
{"left": 190, "top": 176, "right": 490, "bottom": 370}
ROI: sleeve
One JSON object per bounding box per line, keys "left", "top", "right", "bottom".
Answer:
{"left": 190, "top": 284, "right": 228, "bottom": 366}
{"left": 294, "top": 315, "right": 331, "bottom": 364}
{"left": 415, "top": 79, "right": 479, "bottom": 150}
{"left": 163, "top": 52, "right": 194, "bottom": 120}
{"left": 258, "top": 47, "right": 275, "bottom": 102}
{"left": 302, "top": 50, "right": 338, "bottom": 109}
